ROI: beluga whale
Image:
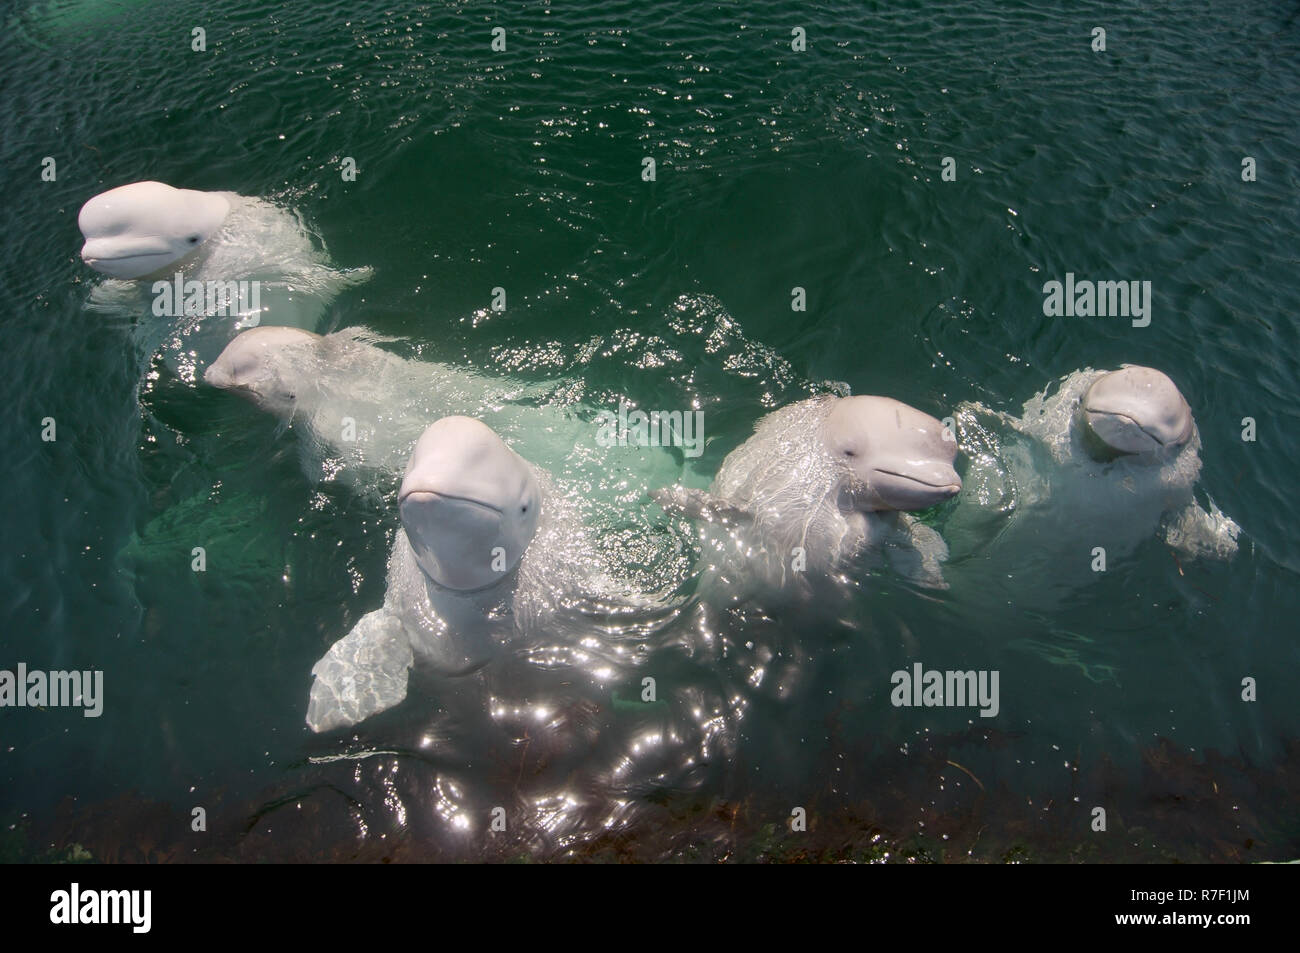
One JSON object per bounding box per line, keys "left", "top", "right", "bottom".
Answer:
{"left": 305, "top": 416, "right": 657, "bottom": 733}
{"left": 204, "top": 324, "right": 685, "bottom": 507}
{"left": 653, "top": 394, "right": 962, "bottom": 602}
{"left": 943, "top": 364, "right": 1240, "bottom": 609}
{"left": 78, "top": 181, "right": 372, "bottom": 382}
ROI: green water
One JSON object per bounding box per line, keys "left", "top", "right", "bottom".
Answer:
{"left": 2, "top": 0, "right": 1298, "bottom": 861}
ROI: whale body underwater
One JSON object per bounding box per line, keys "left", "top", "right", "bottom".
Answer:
{"left": 204, "top": 325, "right": 687, "bottom": 503}
{"left": 78, "top": 181, "right": 372, "bottom": 382}
{"left": 942, "top": 365, "right": 1240, "bottom": 608}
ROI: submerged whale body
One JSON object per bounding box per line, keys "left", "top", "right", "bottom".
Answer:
{"left": 205, "top": 326, "right": 556, "bottom": 477}
{"left": 306, "top": 417, "right": 654, "bottom": 732}
{"left": 944, "top": 365, "right": 1240, "bottom": 605}
{"left": 78, "top": 181, "right": 372, "bottom": 381}
{"left": 204, "top": 325, "right": 685, "bottom": 502}
{"left": 654, "top": 394, "right": 962, "bottom": 602}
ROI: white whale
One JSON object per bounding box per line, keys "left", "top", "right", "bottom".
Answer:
{"left": 653, "top": 394, "right": 962, "bottom": 600}
{"left": 78, "top": 181, "right": 372, "bottom": 381}
{"left": 945, "top": 365, "right": 1239, "bottom": 600}
{"left": 306, "top": 416, "right": 644, "bottom": 732}
{"left": 204, "top": 324, "right": 684, "bottom": 501}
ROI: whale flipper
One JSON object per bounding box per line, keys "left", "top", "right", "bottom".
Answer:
{"left": 281, "top": 262, "right": 374, "bottom": 299}
{"left": 306, "top": 609, "right": 414, "bottom": 732}
{"left": 1162, "top": 498, "right": 1240, "bottom": 560}
{"left": 651, "top": 485, "right": 753, "bottom": 526}
{"left": 881, "top": 514, "right": 950, "bottom": 589}
{"left": 332, "top": 264, "right": 374, "bottom": 287}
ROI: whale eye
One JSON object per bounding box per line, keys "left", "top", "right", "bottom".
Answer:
{"left": 844, "top": 449, "right": 857, "bottom": 458}
{"left": 187, "top": 235, "right": 201, "bottom": 245}
{"left": 521, "top": 504, "right": 528, "bottom": 513}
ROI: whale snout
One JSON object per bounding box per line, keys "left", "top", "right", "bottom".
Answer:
{"left": 1082, "top": 409, "right": 1167, "bottom": 455}
{"left": 1081, "top": 367, "right": 1194, "bottom": 459}
{"left": 203, "top": 344, "right": 250, "bottom": 392}
{"left": 399, "top": 488, "right": 509, "bottom": 591}
{"left": 79, "top": 237, "right": 183, "bottom": 280}
{"left": 870, "top": 461, "right": 962, "bottom": 511}
{"left": 399, "top": 488, "right": 504, "bottom": 517}
{"left": 202, "top": 362, "right": 235, "bottom": 390}
{"left": 204, "top": 327, "right": 322, "bottom": 408}
{"left": 397, "top": 417, "right": 541, "bottom": 592}
{"left": 906, "top": 459, "right": 962, "bottom": 492}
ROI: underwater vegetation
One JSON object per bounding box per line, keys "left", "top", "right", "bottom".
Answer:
{"left": 12, "top": 728, "right": 1295, "bottom": 864}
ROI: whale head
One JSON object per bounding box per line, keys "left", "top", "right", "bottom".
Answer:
{"left": 1079, "top": 366, "right": 1194, "bottom": 461}
{"left": 821, "top": 396, "right": 961, "bottom": 512}
{"left": 79, "top": 181, "right": 231, "bottom": 279}
{"left": 399, "top": 417, "right": 541, "bottom": 591}
{"left": 204, "top": 326, "right": 323, "bottom": 417}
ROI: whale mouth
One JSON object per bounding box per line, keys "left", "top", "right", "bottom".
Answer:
{"left": 1087, "top": 410, "right": 1166, "bottom": 447}
{"left": 84, "top": 254, "right": 166, "bottom": 268}
{"left": 80, "top": 249, "right": 185, "bottom": 280}
{"left": 85, "top": 252, "right": 152, "bottom": 263}
{"left": 1080, "top": 405, "right": 1186, "bottom": 461}
{"left": 858, "top": 465, "right": 962, "bottom": 513}
{"left": 875, "top": 469, "right": 962, "bottom": 494}
{"left": 398, "top": 489, "right": 503, "bottom": 515}
{"left": 80, "top": 238, "right": 206, "bottom": 280}
{"left": 399, "top": 487, "right": 513, "bottom": 592}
